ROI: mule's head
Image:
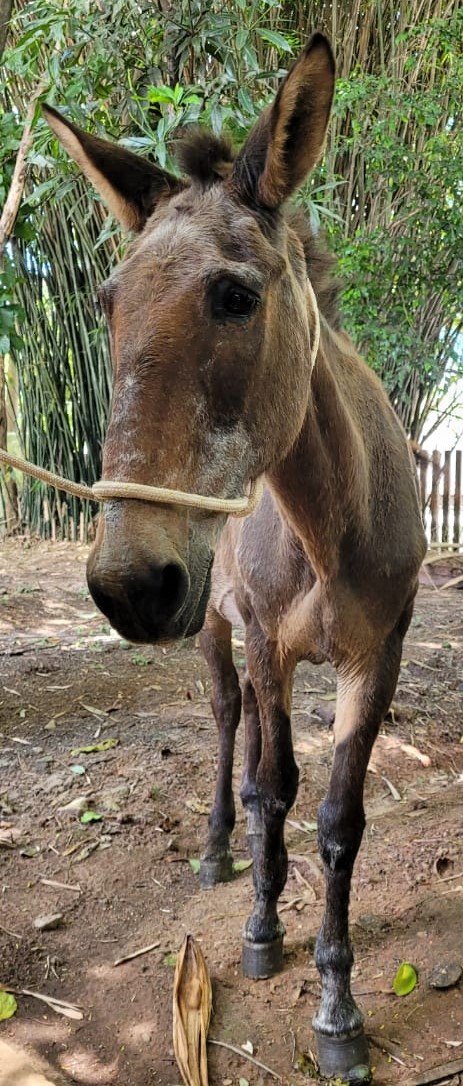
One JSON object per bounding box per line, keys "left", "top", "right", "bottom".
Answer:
{"left": 44, "top": 33, "right": 334, "bottom": 643}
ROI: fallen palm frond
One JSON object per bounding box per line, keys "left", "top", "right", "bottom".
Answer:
{"left": 173, "top": 934, "right": 212, "bottom": 1086}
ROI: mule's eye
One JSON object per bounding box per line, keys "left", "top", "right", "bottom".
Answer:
{"left": 211, "top": 278, "right": 259, "bottom": 322}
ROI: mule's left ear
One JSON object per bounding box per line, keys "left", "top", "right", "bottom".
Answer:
{"left": 43, "top": 105, "right": 182, "bottom": 231}
{"left": 233, "top": 33, "right": 335, "bottom": 209}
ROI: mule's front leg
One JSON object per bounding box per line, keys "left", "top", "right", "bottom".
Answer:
{"left": 199, "top": 613, "right": 241, "bottom": 887}
{"left": 314, "top": 775, "right": 369, "bottom": 1083}
{"left": 240, "top": 674, "right": 263, "bottom": 860}
{"left": 241, "top": 625, "right": 298, "bottom": 978}
{"left": 314, "top": 627, "right": 407, "bottom": 1084}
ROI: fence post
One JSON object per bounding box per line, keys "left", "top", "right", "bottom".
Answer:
{"left": 430, "top": 450, "right": 441, "bottom": 544}
{"left": 419, "top": 455, "right": 428, "bottom": 516}
{"left": 442, "top": 451, "right": 451, "bottom": 543}
{"left": 454, "top": 450, "right": 461, "bottom": 545}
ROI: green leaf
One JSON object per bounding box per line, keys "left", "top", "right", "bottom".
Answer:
{"left": 131, "top": 653, "right": 150, "bottom": 666}
{"left": 189, "top": 858, "right": 201, "bottom": 874}
{"left": 147, "top": 85, "right": 176, "bottom": 104}
{"left": 238, "top": 87, "right": 255, "bottom": 117}
{"left": 233, "top": 858, "right": 253, "bottom": 873}
{"left": 393, "top": 962, "right": 417, "bottom": 996}
{"left": 80, "top": 810, "right": 103, "bottom": 824}
{"left": 256, "top": 28, "right": 293, "bottom": 52}
{"left": 71, "top": 738, "right": 119, "bottom": 755}
{"left": 70, "top": 764, "right": 86, "bottom": 775}
{"left": 163, "top": 951, "right": 177, "bottom": 966}
{"left": 0, "top": 991, "right": 17, "bottom": 1020}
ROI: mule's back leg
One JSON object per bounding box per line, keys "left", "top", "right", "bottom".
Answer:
{"left": 241, "top": 617, "right": 298, "bottom": 979}
{"left": 313, "top": 602, "right": 414, "bottom": 1084}
{"left": 199, "top": 609, "right": 241, "bottom": 887}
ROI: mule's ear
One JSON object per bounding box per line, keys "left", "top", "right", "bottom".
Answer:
{"left": 43, "top": 105, "right": 182, "bottom": 231}
{"left": 233, "top": 33, "right": 335, "bottom": 209}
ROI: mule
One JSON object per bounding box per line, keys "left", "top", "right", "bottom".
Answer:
{"left": 44, "top": 33, "right": 427, "bottom": 1083}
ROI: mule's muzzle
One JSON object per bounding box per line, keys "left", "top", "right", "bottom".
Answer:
{"left": 87, "top": 558, "right": 193, "bottom": 643}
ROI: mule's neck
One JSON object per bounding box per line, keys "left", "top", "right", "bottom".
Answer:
{"left": 266, "top": 318, "right": 370, "bottom": 576}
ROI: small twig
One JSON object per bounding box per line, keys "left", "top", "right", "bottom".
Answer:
{"left": 288, "top": 1028, "right": 296, "bottom": 1065}
{"left": 2, "top": 985, "right": 83, "bottom": 1019}
{"left": 404, "top": 1056, "right": 463, "bottom": 1085}
{"left": 280, "top": 896, "right": 305, "bottom": 913}
{"left": 208, "top": 1038, "right": 282, "bottom": 1080}
{"left": 40, "top": 877, "right": 81, "bottom": 893}
{"left": 113, "top": 940, "right": 161, "bottom": 966}
{"left": 78, "top": 701, "right": 109, "bottom": 719}
{"left": 0, "top": 922, "right": 22, "bottom": 939}
{"left": 404, "top": 1001, "right": 424, "bottom": 1023}
{"left": 369, "top": 1035, "right": 406, "bottom": 1066}
{"left": 381, "top": 775, "right": 401, "bottom": 801}
{"left": 440, "top": 573, "right": 463, "bottom": 591}
{"left": 436, "top": 869, "right": 463, "bottom": 883}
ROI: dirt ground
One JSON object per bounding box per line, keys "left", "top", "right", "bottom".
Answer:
{"left": 0, "top": 539, "right": 461, "bottom": 1086}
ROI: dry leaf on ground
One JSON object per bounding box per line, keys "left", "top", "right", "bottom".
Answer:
{"left": 173, "top": 934, "right": 212, "bottom": 1086}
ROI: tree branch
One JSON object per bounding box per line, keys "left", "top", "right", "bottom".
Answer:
{"left": 0, "top": 76, "right": 47, "bottom": 266}
{"left": 0, "top": 0, "right": 13, "bottom": 65}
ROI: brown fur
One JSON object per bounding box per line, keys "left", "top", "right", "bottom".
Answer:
{"left": 45, "top": 33, "right": 427, "bottom": 1079}
{"left": 176, "top": 129, "right": 235, "bottom": 183}
{"left": 176, "top": 126, "right": 341, "bottom": 329}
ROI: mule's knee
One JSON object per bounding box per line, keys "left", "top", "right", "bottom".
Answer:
{"left": 317, "top": 798, "right": 365, "bottom": 873}
{"left": 256, "top": 755, "right": 299, "bottom": 818}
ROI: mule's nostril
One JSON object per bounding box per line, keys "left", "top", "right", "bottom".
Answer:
{"left": 158, "top": 561, "right": 189, "bottom": 615}
{"left": 87, "top": 557, "right": 190, "bottom": 642}
{"left": 130, "top": 561, "right": 189, "bottom": 621}
{"left": 87, "top": 578, "right": 118, "bottom": 628}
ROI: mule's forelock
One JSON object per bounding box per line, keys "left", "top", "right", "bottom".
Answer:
{"left": 176, "top": 129, "right": 235, "bottom": 185}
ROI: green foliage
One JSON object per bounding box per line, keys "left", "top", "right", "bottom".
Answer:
{"left": 326, "top": 12, "right": 463, "bottom": 435}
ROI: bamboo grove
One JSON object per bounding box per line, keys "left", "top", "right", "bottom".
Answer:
{"left": 0, "top": 0, "right": 462, "bottom": 536}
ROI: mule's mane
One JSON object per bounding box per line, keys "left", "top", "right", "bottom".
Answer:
{"left": 176, "top": 129, "right": 342, "bottom": 331}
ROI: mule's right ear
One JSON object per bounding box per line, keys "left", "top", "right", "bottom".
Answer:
{"left": 43, "top": 105, "right": 182, "bottom": 232}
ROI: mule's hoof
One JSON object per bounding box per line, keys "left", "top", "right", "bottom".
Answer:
{"left": 199, "top": 855, "right": 233, "bottom": 888}
{"left": 316, "top": 1029, "right": 371, "bottom": 1084}
{"left": 241, "top": 936, "right": 284, "bottom": 979}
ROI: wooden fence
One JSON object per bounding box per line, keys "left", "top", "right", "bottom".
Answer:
{"left": 417, "top": 449, "right": 462, "bottom": 547}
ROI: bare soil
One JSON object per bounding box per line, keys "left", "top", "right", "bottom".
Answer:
{"left": 0, "top": 539, "right": 462, "bottom": 1086}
